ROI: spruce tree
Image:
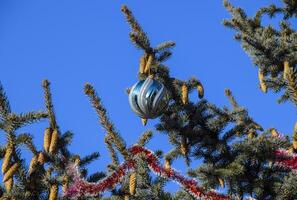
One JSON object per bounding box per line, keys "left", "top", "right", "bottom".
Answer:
{"left": 0, "top": 1, "right": 296, "bottom": 200}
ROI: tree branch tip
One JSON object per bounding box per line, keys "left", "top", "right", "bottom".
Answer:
{"left": 121, "top": 5, "right": 129, "bottom": 13}
{"left": 42, "top": 80, "right": 50, "bottom": 88}
{"left": 84, "top": 83, "right": 95, "bottom": 96}
{"left": 224, "top": 88, "right": 232, "bottom": 96}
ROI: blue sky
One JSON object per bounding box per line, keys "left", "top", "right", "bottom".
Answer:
{"left": 0, "top": 0, "right": 295, "bottom": 195}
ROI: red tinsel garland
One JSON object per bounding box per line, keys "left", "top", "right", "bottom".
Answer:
{"left": 64, "top": 145, "right": 229, "bottom": 200}
{"left": 275, "top": 149, "right": 297, "bottom": 170}
{"left": 64, "top": 140, "right": 297, "bottom": 200}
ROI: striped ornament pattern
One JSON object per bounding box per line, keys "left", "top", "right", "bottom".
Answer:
{"left": 129, "top": 77, "right": 168, "bottom": 119}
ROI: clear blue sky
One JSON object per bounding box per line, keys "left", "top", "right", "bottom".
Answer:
{"left": 0, "top": 0, "right": 295, "bottom": 195}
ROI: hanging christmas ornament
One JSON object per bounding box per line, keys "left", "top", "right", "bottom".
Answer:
{"left": 129, "top": 76, "right": 168, "bottom": 119}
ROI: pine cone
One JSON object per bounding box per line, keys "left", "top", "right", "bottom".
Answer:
{"left": 49, "top": 129, "right": 58, "bottom": 154}
{"left": 248, "top": 129, "right": 256, "bottom": 139}
{"left": 3, "top": 163, "right": 20, "bottom": 182}
{"left": 43, "top": 128, "right": 52, "bottom": 153}
{"left": 284, "top": 60, "right": 289, "bottom": 79}
{"left": 4, "top": 178, "right": 13, "bottom": 192}
{"left": 270, "top": 128, "right": 279, "bottom": 137}
{"left": 139, "top": 55, "right": 146, "bottom": 74}
{"left": 29, "top": 155, "right": 38, "bottom": 174}
{"left": 144, "top": 55, "right": 153, "bottom": 74}
{"left": 258, "top": 69, "right": 267, "bottom": 93}
{"left": 49, "top": 184, "right": 58, "bottom": 200}
{"left": 197, "top": 84, "right": 204, "bottom": 99}
{"left": 124, "top": 195, "right": 129, "bottom": 200}
{"left": 38, "top": 152, "right": 45, "bottom": 165}
{"left": 181, "top": 84, "right": 188, "bottom": 104}
{"left": 181, "top": 137, "right": 188, "bottom": 156}
{"left": 129, "top": 172, "right": 136, "bottom": 196}
{"left": 219, "top": 178, "right": 225, "bottom": 188}
{"left": 293, "top": 141, "right": 297, "bottom": 150}
{"left": 164, "top": 159, "right": 171, "bottom": 171}
{"left": 2, "top": 146, "right": 13, "bottom": 174}
{"left": 74, "top": 157, "right": 81, "bottom": 166}
{"left": 62, "top": 176, "right": 69, "bottom": 193}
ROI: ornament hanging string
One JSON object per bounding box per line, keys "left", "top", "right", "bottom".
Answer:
{"left": 64, "top": 145, "right": 229, "bottom": 200}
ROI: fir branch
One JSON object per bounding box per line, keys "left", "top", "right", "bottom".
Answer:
{"left": 224, "top": 89, "right": 239, "bottom": 108}
{"left": 105, "top": 135, "right": 119, "bottom": 166}
{"left": 276, "top": 171, "right": 297, "bottom": 199}
{"left": 58, "top": 130, "right": 73, "bottom": 147}
{"left": 283, "top": 0, "right": 297, "bottom": 19}
{"left": 137, "top": 130, "right": 153, "bottom": 147}
{"left": 7, "top": 111, "right": 47, "bottom": 131}
{"left": 155, "top": 41, "right": 176, "bottom": 52}
{"left": 129, "top": 32, "right": 152, "bottom": 53}
{"left": 164, "top": 148, "right": 181, "bottom": 163}
{"left": 79, "top": 152, "right": 100, "bottom": 167}
{"left": 84, "top": 83, "right": 129, "bottom": 160}
{"left": 42, "top": 80, "right": 58, "bottom": 129}
{"left": 223, "top": 0, "right": 297, "bottom": 108}
{"left": 121, "top": 5, "right": 152, "bottom": 53}
{"left": 15, "top": 133, "right": 38, "bottom": 155}
{"left": 0, "top": 82, "right": 11, "bottom": 118}
{"left": 58, "top": 131, "right": 73, "bottom": 158}
{"left": 87, "top": 172, "right": 106, "bottom": 183}
{"left": 154, "top": 41, "right": 175, "bottom": 62}
{"left": 156, "top": 51, "right": 172, "bottom": 62}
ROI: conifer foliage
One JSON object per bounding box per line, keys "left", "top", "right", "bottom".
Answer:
{"left": 0, "top": 1, "right": 296, "bottom": 200}
{"left": 223, "top": 0, "right": 297, "bottom": 106}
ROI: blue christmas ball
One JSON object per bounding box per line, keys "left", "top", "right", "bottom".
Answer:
{"left": 129, "top": 77, "right": 168, "bottom": 119}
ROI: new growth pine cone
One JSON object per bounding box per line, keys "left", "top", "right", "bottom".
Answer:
{"left": 129, "top": 172, "right": 136, "bottom": 196}
{"left": 197, "top": 83, "right": 204, "bottom": 99}
{"left": 43, "top": 128, "right": 52, "bottom": 153}
{"left": 3, "top": 163, "right": 20, "bottom": 183}
{"left": 258, "top": 69, "right": 267, "bottom": 93}
{"left": 2, "top": 146, "right": 13, "bottom": 174}
{"left": 29, "top": 155, "right": 38, "bottom": 174}
{"left": 139, "top": 55, "right": 146, "bottom": 74}
{"left": 49, "top": 184, "right": 58, "bottom": 200}
{"left": 181, "top": 84, "right": 188, "bottom": 104}
{"left": 49, "top": 129, "right": 59, "bottom": 154}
